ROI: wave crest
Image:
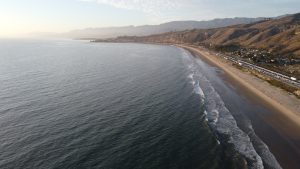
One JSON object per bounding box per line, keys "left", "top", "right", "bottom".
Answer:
{"left": 180, "top": 48, "right": 282, "bottom": 169}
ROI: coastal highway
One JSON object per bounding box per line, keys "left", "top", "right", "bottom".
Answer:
{"left": 180, "top": 44, "right": 300, "bottom": 89}
{"left": 211, "top": 52, "right": 300, "bottom": 89}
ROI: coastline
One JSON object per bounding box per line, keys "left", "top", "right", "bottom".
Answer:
{"left": 177, "top": 44, "right": 300, "bottom": 168}
{"left": 178, "top": 45, "right": 300, "bottom": 130}
{"left": 90, "top": 41, "right": 300, "bottom": 167}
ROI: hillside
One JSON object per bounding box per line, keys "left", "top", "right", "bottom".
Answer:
{"left": 94, "top": 13, "right": 300, "bottom": 77}
{"left": 97, "top": 13, "right": 300, "bottom": 58}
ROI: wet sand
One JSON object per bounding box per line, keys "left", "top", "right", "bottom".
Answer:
{"left": 178, "top": 44, "right": 300, "bottom": 169}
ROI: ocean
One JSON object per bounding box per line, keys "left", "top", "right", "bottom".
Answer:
{"left": 0, "top": 39, "right": 289, "bottom": 169}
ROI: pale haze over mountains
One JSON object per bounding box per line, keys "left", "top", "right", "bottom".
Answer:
{"left": 37, "top": 17, "right": 267, "bottom": 39}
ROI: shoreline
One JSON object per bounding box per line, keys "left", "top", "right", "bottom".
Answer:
{"left": 177, "top": 44, "right": 300, "bottom": 168}
{"left": 90, "top": 41, "right": 300, "bottom": 167}
{"left": 178, "top": 45, "right": 300, "bottom": 129}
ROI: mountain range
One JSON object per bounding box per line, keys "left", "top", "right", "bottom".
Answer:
{"left": 38, "top": 17, "right": 269, "bottom": 39}
{"left": 96, "top": 13, "right": 300, "bottom": 58}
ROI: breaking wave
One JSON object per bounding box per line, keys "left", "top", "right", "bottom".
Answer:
{"left": 180, "top": 48, "right": 282, "bottom": 169}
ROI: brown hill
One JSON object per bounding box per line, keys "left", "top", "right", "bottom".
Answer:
{"left": 96, "top": 13, "right": 300, "bottom": 58}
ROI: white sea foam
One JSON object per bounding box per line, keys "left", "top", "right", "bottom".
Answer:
{"left": 211, "top": 109, "right": 219, "bottom": 124}
{"left": 188, "top": 73, "right": 194, "bottom": 79}
{"left": 200, "top": 70, "right": 264, "bottom": 169}
{"left": 194, "top": 81, "right": 203, "bottom": 95}
{"left": 180, "top": 48, "right": 268, "bottom": 169}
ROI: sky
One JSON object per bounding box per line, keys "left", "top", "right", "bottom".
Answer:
{"left": 0, "top": 0, "right": 299, "bottom": 37}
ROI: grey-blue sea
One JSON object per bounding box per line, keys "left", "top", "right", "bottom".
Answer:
{"left": 0, "top": 40, "right": 220, "bottom": 169}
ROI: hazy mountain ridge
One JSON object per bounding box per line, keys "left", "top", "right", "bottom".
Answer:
{"left": 50, "top": 17, "right": 266, "bottom": 39}
{"left": 97, "top": 13, "right": 300, "bottom": 58}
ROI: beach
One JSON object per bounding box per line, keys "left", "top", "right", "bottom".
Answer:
{"left": 178, "top": 44, "right": 300, "bottom": 168}
{"left": 179, "top": 45, "right": 300, "bottom": 127}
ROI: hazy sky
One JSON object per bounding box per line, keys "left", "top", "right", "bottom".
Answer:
{"left": 0, "top": 0, "right": 299, "bottom": 37}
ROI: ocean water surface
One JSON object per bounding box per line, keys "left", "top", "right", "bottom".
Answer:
{"left": 1, "top": 39, "right": 291, "bottom": 169}
{"left": 0, "top": 40, "right": 223, "bottom": 169}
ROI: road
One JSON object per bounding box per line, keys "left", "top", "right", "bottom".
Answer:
{"left": 211, "top": 51, "right": 300, "bottom": 89}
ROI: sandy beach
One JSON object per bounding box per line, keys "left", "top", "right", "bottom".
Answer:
{"left": 177, "top": 44, "right": 300, "bottom": 168}
{"left": 178, "top": 44, "right": 300, "bottom": 138}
